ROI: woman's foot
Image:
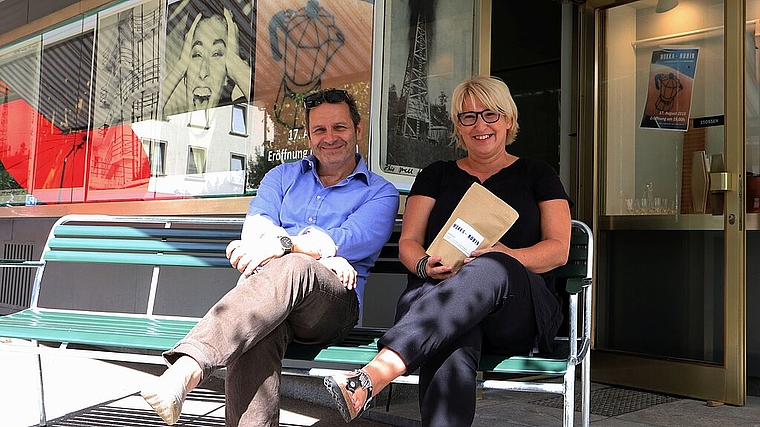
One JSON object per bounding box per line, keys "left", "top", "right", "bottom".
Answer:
{"left": 140, "top": 356, "right": 202, "bottom": 425}
{"left": 324, "top": 369, "right": 374, "bottom": 422}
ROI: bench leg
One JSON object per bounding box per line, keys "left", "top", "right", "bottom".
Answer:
{"left": 563, "top": 365, "right": 575, "bottom": 427}
{"left": 33, "top": 340, "right": 47, "bottom": 426}
{"left": 581, "top": 357, "right": 591, "bottom": 427}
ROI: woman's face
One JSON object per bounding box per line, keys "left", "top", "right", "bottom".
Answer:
{"left": 456, "top": 96, "right": 512, "bottom": 156}
{"left": 187, "top": 16, "right": 228, "bottom": 112}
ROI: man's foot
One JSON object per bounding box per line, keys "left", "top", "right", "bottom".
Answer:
{"left": 140, "top": 375, "right": 187, "bottom": 425}
{"left": 324, "top": 369, "right": 374, "bottom": 422}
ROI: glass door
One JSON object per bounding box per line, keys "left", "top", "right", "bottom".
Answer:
{"left": 591, "top": 0, "right": 746, "bottom": 404}
{"left": 746, "top": 0, "right": 760, "bottom": 400}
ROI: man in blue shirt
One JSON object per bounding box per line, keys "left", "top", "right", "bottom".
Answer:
{"left": 142, "top": 89, "right": 399, "bottom": 426}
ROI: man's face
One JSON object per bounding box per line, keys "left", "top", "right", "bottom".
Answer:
{"left": 306, "top": 102, "right": 361, "bottom": 168}
{"left": 186, "top": 16, "right": 227, "bottom": 111}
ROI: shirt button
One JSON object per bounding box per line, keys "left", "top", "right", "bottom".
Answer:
{"left": 309, "top": 217, "right": 314, "bottom": 222}
{"left": 316, "top": 196, "right": 322, "bottom": 200}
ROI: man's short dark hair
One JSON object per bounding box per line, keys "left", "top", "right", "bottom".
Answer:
{"left": 303, "top": 88, "right": 361, "bottom": 132}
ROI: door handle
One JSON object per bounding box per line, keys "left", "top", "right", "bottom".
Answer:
{"left": 709, "top": 153, "right": 734, "bottom": 215}
{"left": 709, "top": 172, "right": 733, "bottom": 192}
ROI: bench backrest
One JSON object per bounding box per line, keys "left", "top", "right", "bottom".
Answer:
{"left": 32, "top": 215, "right": 244, "bottom": 318}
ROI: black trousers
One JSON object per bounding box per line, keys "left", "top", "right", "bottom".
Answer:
{"left": 378, "top": 252, "right": 539, "bottom": 427}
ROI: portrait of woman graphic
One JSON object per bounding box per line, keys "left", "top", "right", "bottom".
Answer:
{"left": 163, "top": 7, "right": 252, "bottom": 118}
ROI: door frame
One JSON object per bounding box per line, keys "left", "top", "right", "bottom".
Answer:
{"left": 585, "top": 0, "right": 746, "bottom": 405}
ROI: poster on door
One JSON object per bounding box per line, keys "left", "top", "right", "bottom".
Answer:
{"left": 640, "top": 47, "right": 699, "bottom": 131}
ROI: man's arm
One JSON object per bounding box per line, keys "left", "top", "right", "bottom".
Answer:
{"left": 328, "top": 181, "right": 399, "bottom": 264}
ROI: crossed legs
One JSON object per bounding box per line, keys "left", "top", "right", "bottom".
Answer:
{"left": 325, "top": 252, "right": 537, "bottom": 424}
{"left": 142, "top": 254, "right": 359, "bottom": 426}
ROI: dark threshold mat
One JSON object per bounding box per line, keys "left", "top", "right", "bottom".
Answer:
{"left": 529, "top": 386, "right": 680, "bottom": 417}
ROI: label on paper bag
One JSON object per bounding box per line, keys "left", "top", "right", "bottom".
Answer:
{"left": 443, "top": 218, "right": 484, "bottom": 256}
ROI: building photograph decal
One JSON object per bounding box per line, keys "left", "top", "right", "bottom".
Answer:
{"left": 379, "top": 0, "right": 475, "bottom": 179}
{"left": 0, "top": 20, "right": 102, "bottom": 204}
{"left": 0, "top": 38, "right": 43, "bottom": 204}
{"left": 91, "top": 0, "right": 162, "bottom": 202}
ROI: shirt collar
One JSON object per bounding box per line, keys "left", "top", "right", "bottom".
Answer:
{"left": 300, "top": 153, "right": 370, "bottom": 185}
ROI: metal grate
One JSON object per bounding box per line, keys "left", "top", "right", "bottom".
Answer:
{"left": 530, "top": 385, "right": 681, "bottom": 417}
{"left": 49, "top": 389, "right": 225, "bottom": 426}
{"left": 0, "top": 242, "right": 35, "bottom": 313}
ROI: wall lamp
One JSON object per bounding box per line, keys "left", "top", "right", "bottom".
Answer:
{"left": 655, "top": 0, "right": 679, "bottom": 13}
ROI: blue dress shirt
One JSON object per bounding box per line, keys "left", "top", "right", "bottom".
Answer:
{"left": 247, "top": 154, "right": 399, "bottom": 307}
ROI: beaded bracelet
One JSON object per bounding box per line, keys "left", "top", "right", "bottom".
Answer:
{"left": 416, "top": 255, "right": 431, "bottom": 279}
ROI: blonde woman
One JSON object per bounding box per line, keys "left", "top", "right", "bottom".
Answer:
{"left": 324, "top": 76, "right": 572, "bottom": 426}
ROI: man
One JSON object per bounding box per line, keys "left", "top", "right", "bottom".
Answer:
{"left": 141, "top": 88, "right": 399, "bottom": 426}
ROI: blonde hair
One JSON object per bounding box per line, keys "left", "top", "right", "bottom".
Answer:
{"left": 450, "top": 76, "right": 519, "bottom": 149}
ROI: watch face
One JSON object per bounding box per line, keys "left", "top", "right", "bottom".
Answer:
{"left": 280, "top": 236, "right": 293, "bottom": 252}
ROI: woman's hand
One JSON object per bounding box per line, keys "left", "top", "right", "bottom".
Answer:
{"left": 468, "top": 242, "right": 509, "bottom": 260}
{"left": 319, "top": 257, "right": 358, "bottom": 289}
{"left": 423, "top": 255, "right": 455, "bottom": 280}
{"left": 223, "top": 8, "right": 251, "bottom": 100}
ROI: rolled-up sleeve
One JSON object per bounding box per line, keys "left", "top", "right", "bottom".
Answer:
{"left": 297, "top": 226, "right": 337, "bottom": 259}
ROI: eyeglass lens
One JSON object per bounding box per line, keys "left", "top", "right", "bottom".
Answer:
{"left": 457, "top": 110, "right": 501, "bottom": 126}
{"left": 304, "top": 89, "right": 349, "bottom": 110}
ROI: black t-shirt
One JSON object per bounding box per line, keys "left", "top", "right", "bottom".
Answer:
{"left": 409, "top": 158, "right": 573, "bottom": 250}
{"left": 405, "top": 158, "right": 573, "bottom": 353}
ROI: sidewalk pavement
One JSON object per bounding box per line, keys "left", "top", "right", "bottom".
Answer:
{"left": 4, "top": 337, "right": 760, "bottom": 427}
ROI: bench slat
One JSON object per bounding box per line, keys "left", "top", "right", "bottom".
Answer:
{"left": 0, "top": 309, "right": 194, "bottom": 350}
{"left": 48, "top": 237, "right": 229, "bottom": 254}
{"left": 44, "top": 250, "right": 231, "bottom": 267}
{"left": 54, "top": 225, "right": 240, "bottom": 240}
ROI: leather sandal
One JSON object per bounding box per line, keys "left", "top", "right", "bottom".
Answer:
{"left": 324, "top": 369, "right": 374, "bottom": 422}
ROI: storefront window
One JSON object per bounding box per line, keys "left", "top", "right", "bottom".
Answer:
{"left": 0, "top": 0, "right": 375, "bottom": 205}
{"left": 602, "top": 0, "right": 724, "bottom": 217}
{"left": 371, "top": 0, "right": 479, "bottom": 190}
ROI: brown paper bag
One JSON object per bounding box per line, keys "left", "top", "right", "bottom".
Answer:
{"left": 426, "top": 182, "right": 519, "bottom": 271}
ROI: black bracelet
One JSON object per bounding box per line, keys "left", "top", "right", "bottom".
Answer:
{"left": 416, "top": 255, "right": 431, "bottom": 279}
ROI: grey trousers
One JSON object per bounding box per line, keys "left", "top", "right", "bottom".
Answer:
{"left": 163, "top": 254, "right": 360, "bottom": 427}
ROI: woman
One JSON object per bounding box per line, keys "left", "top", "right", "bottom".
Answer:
{"left": 324, "top": 75, "right": 573, "bottom": 426}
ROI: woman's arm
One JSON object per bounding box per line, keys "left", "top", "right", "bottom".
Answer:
{"left": 399, "top": 194, "right": 454, "bottom": 280}
{"left": 472, "top": 198, "right": 571, "bottom": 274}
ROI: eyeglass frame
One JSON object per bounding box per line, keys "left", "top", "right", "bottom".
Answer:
{"left": 456, "top": 109, "right": 502, "bottom": 126}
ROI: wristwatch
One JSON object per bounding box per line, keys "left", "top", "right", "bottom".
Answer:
{"left": 279, "top": 236, "right": 293, "bottom": 254}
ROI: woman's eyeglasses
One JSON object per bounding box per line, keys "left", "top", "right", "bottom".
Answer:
{"left": 304, "top": 89, "right": 350, "bottom": 110}
{"left": 456, "top": 109, "right": 501, "bottom": 126}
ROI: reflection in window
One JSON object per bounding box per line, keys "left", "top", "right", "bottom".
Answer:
{"left": 230, "top": 153, "right": 246, "bottom": 171}
{"left": 231, "top": 103, "right": 248, "bottom": 136}
{"left": 187, "top": 146, "right": 206, "bottom": 174}
{"left": 142, "top": 139, "right": 166, "bottom": 176}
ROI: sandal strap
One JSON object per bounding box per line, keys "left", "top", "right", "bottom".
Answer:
{"left": 349, "top": 369, "right": 374, "bottom": 412}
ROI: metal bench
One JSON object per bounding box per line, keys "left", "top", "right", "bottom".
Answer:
{"left": 0, "top": 214, "right": 592, "bottom": 427}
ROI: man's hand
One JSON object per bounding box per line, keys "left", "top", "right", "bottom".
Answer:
{"left": 226, "top": 236, "right": 283, "bottom": 277}
{"left": 318, "top": 257, "right": 357, "bottom": 290}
